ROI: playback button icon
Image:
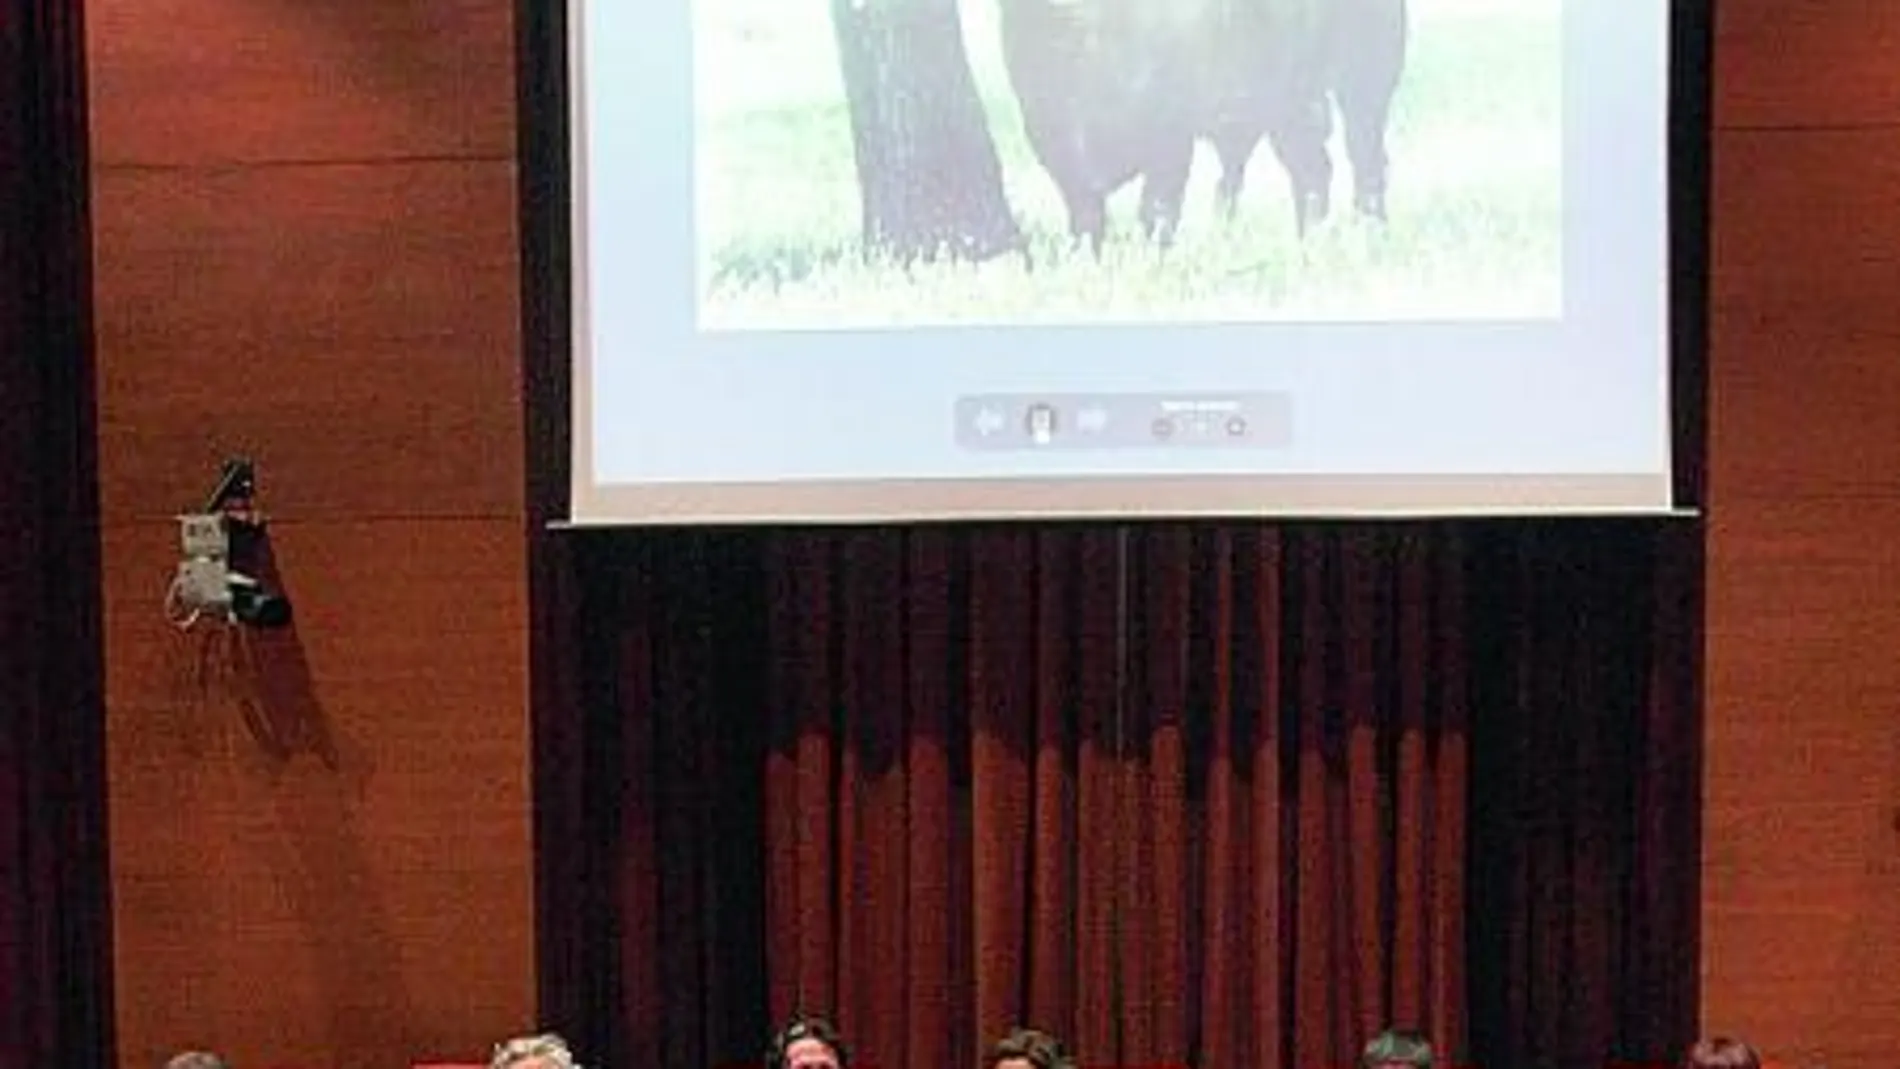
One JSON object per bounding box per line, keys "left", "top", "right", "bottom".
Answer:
{"left": 954, "top": 393, "right": 1290, "bottom": 450}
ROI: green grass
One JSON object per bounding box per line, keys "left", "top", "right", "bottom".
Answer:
{"left": 693, "top": 0, "right": 1562, "bottom": 330}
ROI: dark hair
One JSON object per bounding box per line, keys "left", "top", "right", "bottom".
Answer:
{"left": 1684, "top": 1038, "right": 1761, "bottom": 1069}
{"left": 766, "top": 1015, "right": 849, "bottom": 1069}
{"left": 988, "top": 1028, "right": 1074, "bottom": 1069}
{"left": 1362, "top": 1030, "right": 1435, "bottom": 1069}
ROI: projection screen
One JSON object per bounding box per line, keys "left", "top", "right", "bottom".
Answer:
{"left": 564, "top": 0, "right": 1680, "bottom": 525}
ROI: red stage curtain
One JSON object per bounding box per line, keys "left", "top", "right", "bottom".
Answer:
{"left": 752, "top": 526, "right": 1466, "bottom": 1069}
{"left": 515, "top": 6, "right": 1705, "bottom": 1066}
{"left": 1465, "top": 522, "right": 1703, "bottom": 1069}
{"left": 0, "top": 0, "right": 114, "bottom": 1066}
{"left": 533, "top": 519, "right": 1706, "bottom": 1069}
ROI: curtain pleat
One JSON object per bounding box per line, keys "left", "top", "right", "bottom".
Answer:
{"left": 0, "top": 1, "right": 112, "bottom": 1066}
{"left": 540, "top": 522, "right": 1700, "bottom": 1069}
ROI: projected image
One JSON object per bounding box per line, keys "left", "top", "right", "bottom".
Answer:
{"left": 692, "top": 0, "right": 1562, "bottom": 330}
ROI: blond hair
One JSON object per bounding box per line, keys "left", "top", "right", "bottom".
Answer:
{"left": 490, "top": 1033, "right": 577, "bottom": 1069}
{"left": 1685, "top": 1038, "right": 1761, "bottom": 1069}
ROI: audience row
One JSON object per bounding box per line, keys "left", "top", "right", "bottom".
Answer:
{"left": 160, "top": 1021, "right": 1765, "bottom": 1069}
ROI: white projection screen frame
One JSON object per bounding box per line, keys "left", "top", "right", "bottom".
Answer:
{"left": 560, "top": 0, "right": 1700, "bottom": 526}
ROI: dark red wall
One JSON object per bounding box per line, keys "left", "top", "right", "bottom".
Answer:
{"left": 80, "top": 0, "right": 1900, "bottom": 1066}
{"left": 86, "top": 3, "right": 534, "bottom": 1067}
{"left": 1703, "top": 4, "right": 1900, "bottom": 1067}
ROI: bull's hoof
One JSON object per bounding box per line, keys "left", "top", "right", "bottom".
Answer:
{"left": 1137, "top": 205, "right": 1179, "bottom": 248}
{"left": 1064, "top": 220, "right": 1107, "bottom": 260}
{"left": 961, "top": 225, "right": 1028, "bottom": 264}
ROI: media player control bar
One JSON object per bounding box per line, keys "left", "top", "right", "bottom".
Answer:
{"left": 955, "top": 393, "right": 1293, "bottom": 451}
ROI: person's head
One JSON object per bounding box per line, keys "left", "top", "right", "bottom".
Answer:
{"left": 490, "top": 1033, "right": 578, "bottom": 1069}
{"left": 767, "top": 1015, "right": 849, "bottom": 1069}
{"left": 1361, "top": 1029, "right": 1435, "bottom": 1069}
{"left": 1684, "top": 1037, "right": 1761, "bottom": 1069}
{"left": 988, "top": 1027, "right": 1073, "bottom": 1069}
{"left": 164, "top": 1053, "right": 229, "bottom": 1069}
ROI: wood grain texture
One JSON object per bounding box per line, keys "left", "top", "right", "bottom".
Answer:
{"left": 81, "top": 0, "right": 1900, "bottom": 1064}
{"left": 90, "top": 161, "right": 522, "bottom": 522}
{"left": 86, "top": 0, "right": 534, "bottom": 1066}
{"left": 1703, "top": 1, "right": 1900, "bottom": 1063}
{"left": 1702, "top": 497, "right": 1900, "bottom": 1068}
{"left": 87, "top": 0, "right": 513, "bottom": 166}
{"left": 1715, "top": 1, "right": 1900, "bottom": 130}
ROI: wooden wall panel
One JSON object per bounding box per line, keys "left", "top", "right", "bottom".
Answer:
{"left": 1715, "top": 2, "right": 1900, "bottom": 130}
{"left": 79, "top": 0, "right": 1900, "bottom": 1065}
{"left": 86, "top": 0, "right": 533, "bottom": 1067}
{"left": 1704, "top": 1, "right": 1900, "bottom": 1065}
{"left": 1707, "top": 130, "right": 1900, "bottom": 498}
{"left": 91, "top": 162, "right": 520, "bottom": 521}
{"left": 88, "top": 0, "right": 513, "bottom": 165}
{"left": 1703, "top": 498, "right": 1900, "bottom": 1065}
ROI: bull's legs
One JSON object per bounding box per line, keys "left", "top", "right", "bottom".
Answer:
{"left": 1267, "top": 96, "right": 1334, "bottom": 238}
{"left": 1340, "top": 102, "right": 1391, "bottom": 221}
{"left": 1137, "top": 135, "right": 1195, "bottom": 247}
{"left": 1211, "top": 128, "right": 1263, "bottom": 220}
{"left": 1016, "top": 107, "right": 1111, "bottom": 256}
{"left": 1061, "top": 187, "right": 1109, "bottom": 255}
{"left": 1331, "top": 0, "right": 1406, "bottom": 221}
{"left": 1335, "top": 59, "right": 1400, "bottom": 220}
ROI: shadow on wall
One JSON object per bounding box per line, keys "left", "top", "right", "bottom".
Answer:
{"left": 281, "top": 0, "right": 512, "bottom": 150}
{"left": 183, "top": 531, "right": 420, "bottom": 1062}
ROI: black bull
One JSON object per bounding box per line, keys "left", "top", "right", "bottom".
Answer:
{"left": 996, "top": 0, "right": 1407, "bottom": 249}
